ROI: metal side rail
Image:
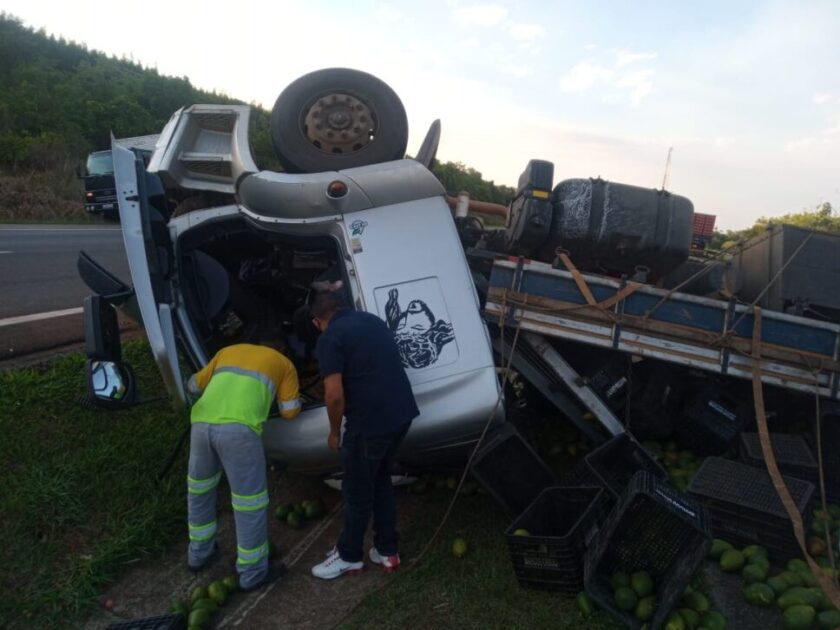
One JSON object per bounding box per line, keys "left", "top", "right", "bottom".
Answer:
{"left": 484, "top": 258, "right": 840, "bottom": 400}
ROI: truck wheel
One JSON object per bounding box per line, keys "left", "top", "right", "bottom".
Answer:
{"left": 270, "top": 68, "right": 408, "bottom": 173}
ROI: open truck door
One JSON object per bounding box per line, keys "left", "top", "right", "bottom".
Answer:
{"left": 82, "top": 138, "right": 186, "bottom": 407}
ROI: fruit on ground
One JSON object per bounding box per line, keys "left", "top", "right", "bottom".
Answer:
{"left": 222, "top": 574, "right": 238, "bottom": 592}
{"left": 190, "top": 586, "right": 208, "bottom": 604}
{"left": 709, "top": 539, "right": 732, "bottom": 559}
{"left": 719, "top": 549, "right": 745, "bottom": 572}
{"left": 777, "top": 586, "right": 822, "bottom": 610}
{"left": 742, "top": 563, "right": 769, "bottom": 584}
{"left": 286, "top": 511, "right": 302, "bottom": 529}
{"left": 171, "top": 600, "right": 189, "bottom": 616}
{"left": 635, "top": 595, "right": 656, "bottom": 621}
{"left": 786, "top": 558, "right": 809, "bottom": 573}
{"left": 742, "top": 545, "right": 768, "bottom": 561}
{"left": 678, "top": 608, "right": 700, "bottom": 628}
{"left": 305, "top": 500, "right": 323, "bottom": 519}
{"left": 512, "top": 528, "right": 530, "bottom": 537}
{"left": 188, "top": 608, "right": 211, "bottom": 628}
{"left": 576, "top": 591, "right": 594, "bottom": 617}
{"left": 614, "top": 586, "right": 638, "bottom": 612}
{"left": 631, "top": 570, "right": 654, "bottom": 597}
{"left": 817, "top": 610, "right": 840, "bottom": 629}
{"left": 743, "top": 583, "right": 775, "bottom": 606}
{"left": 207, "top": 581, "right": 227, "bottom": 606}
{"left": 783, "top": 604, "right": 816, "bottom": 630}
{"left": 452, "top": 538, "right": 468, "bottom": 558}
{"left": 192, "top": 598, "right": 217, "bottom": 613}
{"left": 665, "top": 613, "right": 686, "bottom": 630}
{"left": 274, "top": 503, "right": 292, "bottom": 520}
{"left": 700, "top": 610, "right": 726, "bottom": 630}
{"left": 767, "top": 575, "right": 790, "bottom": 597}
{"left": 779, "top": 571, "right": 805, "bottom": 588}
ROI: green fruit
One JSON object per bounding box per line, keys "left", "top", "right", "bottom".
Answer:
{"left": 274, "top": 503, "right": 292, "bottom": 520}
{"left": 192, "top": 598, "right": 216, "bottom": 613}
{"left": 798, "top": 571, "right": 818, "bottom": 587}
{"left": 188, "top": 609, "right": 211, "bottom": 628}
{"left": 452, "top": 538, "right": 468, "bottom": 558}
{"left": 678, "top": 608, "right": 700, "bottom": 629}
{"left": 512, "top": 528, "right": 530, "bottom": 537}
{"left": 207, "top": 581, "right": 226, "bottom": 606}
{"left": 305, "top": 500, "right": 323, "bottom": 519}
{"left": 576, "top": 591, "right": 594, "bottom": 617}
{"left": 720, "top": 549, "right": 745, "bottom": 572}
{"left": 787, "top": 558, "right": 809, "bottom": 574}
{"left": 631, "top": 571, "right": 654, "bottom": 598}
{"left": 684, "top": 591, "right": 710, "bottom": 613}
{"left": 190, "top": 586, "right": 208, "bottom": 604}
{"left": 286, "top": 511, "right": 302, "bottom": 529}
{"left": 768, "top": 576, "right": 790, "bottom": 597}
{"left": 742, "top": 563, "right": 769, "bottom": 584}
{"left": 778, "top": 586, "right": 822, "bottom": 610}
{"left": 665, "top": 613, "right": 687, "bottom": 630}
{"left": 222, "top": 574, "right": 238, "bottom": 592}
{"left": 743, "top": 545, "right": 768, "bottom": 561}
{"left": 744, "top": 583, "right": 775, "bottom": 606}
{"left": 709, "top": 539, "right": 733, "bottom": 559}
{"left": 817, "top": 610, "right": 840, "bottom": 629}
{"left": 780, "top": 571, "right": 805, "bottom": 588}
{"left": 783, "top": 604, "right": 816, "bottom": 630}
{"left": 635, "top": 595, "right": 656, "bottom": 622}
{"left": 614, "top": 586, "right": 638, "bottom": 612}
{"left": 701, "top": 610, "right": 726, "bottom": 630}
{"left": 610, "top": 571, "right": 631, "bottom": 590}
{"left": 171, "top": 600, "right": 189, "bottom": 616}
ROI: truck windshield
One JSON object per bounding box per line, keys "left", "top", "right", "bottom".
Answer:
{"left": 86, "top": 152, "right": 114, "bottom": 176}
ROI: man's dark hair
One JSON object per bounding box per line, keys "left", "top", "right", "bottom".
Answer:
{"left": 311, "top": 290, "right": 344, "bottom": 320}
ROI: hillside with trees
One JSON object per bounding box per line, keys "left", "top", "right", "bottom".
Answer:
{"left": 709, "top": 202, "right": 838, "bottom": 250}
{"left": 0, "top": 14, "right": 515, "bottom": 220}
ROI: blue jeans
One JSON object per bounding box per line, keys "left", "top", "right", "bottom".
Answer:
{"left": 337, "top": 423, "right": 410, "bottom": 563}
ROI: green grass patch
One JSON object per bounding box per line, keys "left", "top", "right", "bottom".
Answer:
{"left": 343, "top": 489, "right": 618, "bottom": 630}
{"left": 0, "top": 342, "right": 189, "bottom": 628}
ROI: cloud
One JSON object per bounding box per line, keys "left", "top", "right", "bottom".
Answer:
{"left": 453, "top": 3, "right": 508, "bottom": 27}
{"left": 501, "top": 62, "right": 533, "bottom": 78}
{"left": 506, "top": 22, "right": 545, "bottom": 41}
{"left": 558, "top": 60, "right": 613, "bottom": 93}
{"left": 615, "top": 50, "right": 658, "bottom": 68}
{"left": 615, "top": 68, "right": 655, "bottom": 105}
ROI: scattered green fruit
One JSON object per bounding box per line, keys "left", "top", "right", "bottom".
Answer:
{"left": 207, "top": 581, "right": 226, "bottom": 606}
{"left": 665, "top": 612, "right": 686, "bottom": 630}
{"left": 817, "top": 610, "right": 840, "bottom": 629}
{"left": 709, "top": 539, "right": 733, "bottom": 559}
{"left": 719, "top": 549, "right": 745, "bottom": 572}
{"left": 190, "top": 586, "right": 208, "bottom": 604}
{"left": 191, "top": 598, "right": 216, "bottom": 613}
{"left": 786, "top": 558, "right": 809, "bottom": 574}
{"left": 677, "top": 608, "right": 700, "bottom": 629}
{"left": 171, "top": 600, "right": 189, "bottom": 616}
{"left": 783, "top": 604, "right": 816, "bottom": 630}
{"left": 274, "top": 504, "right": 292, "bottom": 520}
{"left": 512, "top": 528, "right": 530, "bottom": 537}
{"left": 188, "top": 609, "right": 211, "bottom": 628}
{"left": 777, "top": 586, "right": 822, "bottom": 610}
{"left": 452, "top": 538, "right": 468, "bottom": 558}
{"left": 744, "top": 582, "right": 775, "bottom": 606}
{"left": 610, "top": 571, "right": 631, "bottom": 590}
{"left": 683, "top": 591, "right": 710, "bottom": 613}
{"left": 742, "top": 563, "right": 769, "bottom": 584}
{"left": 767, "top": 576, "right": 790, "bottom": 597}
{"left": 635, "top": 595, "right": 656, "bottom": 622}
{"left": 286, "top": 511, "right": 302, "bottom": 529}
{"left": 631, "top": 571, "right": 654, "bottom": 598}
{"left": 576, "top": 591, "right": 594, "bottom": 617}
{"left": 614, "top": 586, "right": 638, "bottom": 612}
{"left": 222, "top": 575, "right": 238, "bottom": 592}
{"left": 700, "top": 610, "right": 726, "bottom": 630}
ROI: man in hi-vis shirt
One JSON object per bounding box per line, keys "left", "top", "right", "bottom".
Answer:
{"left": 185, "top": 335, "right": 300, "bottom": 590}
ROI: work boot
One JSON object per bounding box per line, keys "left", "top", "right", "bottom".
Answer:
{"left": 369, "top": 547, "right": 400, "bottom": 573}
{"left": 310, "top": 547, "right": 364, "bottom": 580}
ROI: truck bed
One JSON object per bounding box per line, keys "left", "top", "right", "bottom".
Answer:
{"left": 483, "top": 258, "right": 840, "bottom": 400}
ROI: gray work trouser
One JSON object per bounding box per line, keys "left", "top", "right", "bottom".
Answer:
{"left": 187, "top": 422, "right": 269, "bottom": 589}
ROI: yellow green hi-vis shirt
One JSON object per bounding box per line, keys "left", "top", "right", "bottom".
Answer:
{"left": 187, "top": 344, "right": 301, "bottom": 434}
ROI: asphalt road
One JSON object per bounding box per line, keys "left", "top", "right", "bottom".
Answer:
{"left": 0, "top": 225, "right": 130, "bottom": 319}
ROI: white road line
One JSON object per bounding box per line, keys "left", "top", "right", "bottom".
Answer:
{"left": 220, "top": 502, "right": 344, "bottom": 628}
{"left": 0, "top": 307, "right": 84, "bottom": 327}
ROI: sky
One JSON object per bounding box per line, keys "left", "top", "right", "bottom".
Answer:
{"left": 3, "top": 0, "right": 839, "bottom": 229}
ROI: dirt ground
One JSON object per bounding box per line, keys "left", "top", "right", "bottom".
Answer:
{"left": 84, "top": 472, "right": 420, "bottom": 630}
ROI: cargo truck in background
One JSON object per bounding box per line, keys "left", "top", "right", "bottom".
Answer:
{"left": 82, "top": 135, "right": 159, "bottom": 220}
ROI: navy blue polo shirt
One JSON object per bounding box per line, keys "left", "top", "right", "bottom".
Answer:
{"left": 316, "top": 309, "right": 419, "bottom": 437}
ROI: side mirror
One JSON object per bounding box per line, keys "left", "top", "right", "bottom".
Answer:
{"left": 85, "top": 359, "right": 137, "bottom": 408}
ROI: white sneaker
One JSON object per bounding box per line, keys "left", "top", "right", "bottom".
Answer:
{"left": 310, "top": 547, "right": 364, "bottom": 580}
{"left": 369, "top": 547, "right": 400, "bottom": 573}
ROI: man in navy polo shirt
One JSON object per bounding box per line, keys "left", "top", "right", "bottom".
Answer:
{"left": 309, "top": 291, "right": 419, "bottom": 579}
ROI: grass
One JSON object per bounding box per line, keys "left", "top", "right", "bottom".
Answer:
{"left": 342, "top": 488, "right": 619, "bottom": 630}
{"left": 0, "top": 341, "right": 189, "bottom": 628}
{"left": 0, "top": 167, "right": 88, "bottom": 223}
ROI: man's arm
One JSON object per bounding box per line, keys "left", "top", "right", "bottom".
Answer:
{"left": 323, "top": 373, "right": 345, "bottom": 451}
{"left": 186, "top": 352, "right": 219, "bottom": 397}
{"left": 277, "top": 357, "right": 302, "bottom": 420}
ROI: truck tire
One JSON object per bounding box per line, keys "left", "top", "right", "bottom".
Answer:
{"left": 270, "top": 68, "right": 408, "bottom": 173}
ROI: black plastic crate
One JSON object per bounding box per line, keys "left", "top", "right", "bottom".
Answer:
{"left": 584, "top": 433, "right": 667, "bottom": 499}
{"left": 505, "top": 486, "right": 610, "bottom": 592}
{"left": 673, "top": 387, "right": 749, "bottom": 455}
{"left": 739, "top": 432, "right": 818, "bottom": 483}
{"left": 106, "top": 614, "right": 186, "bottom": 630}
{"left": 471, "top": 423, "right": 557, "bottom": 517}
{"left": 688, "top": 457, "right": 815, "bottom": 562}
{"left": 584, "top": 471, "right": 711, "bottom": 629}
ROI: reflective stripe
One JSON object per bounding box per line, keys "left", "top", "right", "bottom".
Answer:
{"left": 188, "top": 519, "right": 217, "bottom": 542}
{"left": 237, "top": 541, "right": 269, "bottom": 566}
{"left": 187, "top": 471, "right": 222, "bottom": 495}
{"left": 213, "top": 366, "right": 276, "bottom": 399}
{"left": 279, "top": 398, "right": 301, "bottom": 412}
{"left": 187, "top": 374, "right": 202, "bottom": 396}
{"left": 231, "top": 489, "right": 269, "bottom": 512}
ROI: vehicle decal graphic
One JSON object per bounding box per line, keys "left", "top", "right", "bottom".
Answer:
{"left": 384, "top": 287, "right": 455, "bottom": 369}
{"left": 349, "top": 219, "right": 368, "bottom": 236}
